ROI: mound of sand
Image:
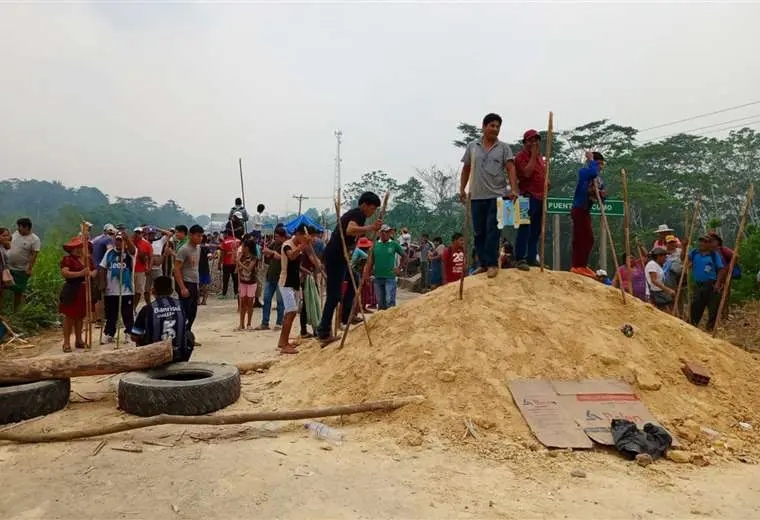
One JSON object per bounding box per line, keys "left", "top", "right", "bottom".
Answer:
{"left": 261, "top": 270, "right": 760, "bottom": 460}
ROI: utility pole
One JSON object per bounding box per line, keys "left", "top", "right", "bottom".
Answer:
{"left": 334, "top": 130, "right": 343, "bottom": 204}
{"left": 292, "top": 194, "right": 310, "bottom": 215}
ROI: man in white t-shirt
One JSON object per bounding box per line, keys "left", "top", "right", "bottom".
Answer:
{"left": 646, "top": 247, "right": 675, "bottom": 311}
{"left": 251, "top": 204, "right": 265, "bottom": 240}
{"left": 7, "top": 217, "right": 42, "bottom": 311}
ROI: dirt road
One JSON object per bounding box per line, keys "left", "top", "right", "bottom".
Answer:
{"left": 1, "top": 296, "right": 759, "bottom": 519}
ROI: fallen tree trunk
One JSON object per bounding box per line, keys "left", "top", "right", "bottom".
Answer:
{"left": 0, "top": 341, "right": 173, "bottom": 383}
{"left": 0, "top": 395, "right": 425, "bottom": 443}
{"left": 234, "top": 359, "right": 278, "bottom": 374}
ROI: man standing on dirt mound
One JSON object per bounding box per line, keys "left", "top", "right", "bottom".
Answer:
{"left": 316, "top": 192, "right": 382, "bottom": 346}
{"left": 570, "top": 151, "right": 606, "bottom": 278}
{"left": 459, "top": 113, "right": 519, "bottom": 279}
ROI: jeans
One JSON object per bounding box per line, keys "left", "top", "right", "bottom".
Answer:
{"left": 222, "top": 264, "right": 238, "bottom": 297}
{"left": 571, "top": 207, "right": 593, "bottom": 268}
{"left": 317, "top": 253, "right": 354, "bottom": 338}
{"left": 261, "top": 280, "right": 284, "bottom": 327}
{"left": 691, "top": 281, "right": 720, "bottom": 330}
{"left": 471, "top": 198, "right": 499, "bottom": 268}
{"left": 374, "top": 277, "right": 397, "bottom": 310}
{"left": 179, "top": 282, "right": 199, "bottom": 331}
{"left": 515, "top": 195, "right": 543, "bottom": 263}
{"left": 104, "top": 295, "right": 134, "bottom": 338}
{"left": 420, "top": 261, "right": 429, "bottom": 289}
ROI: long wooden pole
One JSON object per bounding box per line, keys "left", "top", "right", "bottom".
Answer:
{"left": 81, "top": 222, "right": 93, "bottom": 348}
{"left": 673, "top": 197, "right": 701, "bottom": 316}
{"left": 593, "top": 181, "right": 625, "bottom": 303}
{"left": 459, "top": 193, "right": 471, "bottom": 300}
{"left": 334, "top": 199, "right": 372, "bottom": 349}
{"left": 540, "top": 111, "right": 554, "bottom": 272}
{"left": 713, "top": 184, "right": 754, "bottom": 336}
{"left": 238, "top": 157, "right": 248, "bottom": 233}
{"left": 0, "top": 395, "right": 425, "bottom": 443}
{"left": 620, "top": 170, "right": 633, "bottom": 295}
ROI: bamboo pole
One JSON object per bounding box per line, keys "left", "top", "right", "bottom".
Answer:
{"left": 620, "top": 170, "right": 633, "bottom": 295}
{"left": 81, "top": 222, "right": 93, "bottom": 348}
{"left": 673, "top": 197, "right": 701, "bottom": 317}
{"left": 0, "top": 395, "right": 426, "bottom": 443}
{"left": 540, "top": 111, "right": 554, "bottom": 272}
{"left": 713, "top": 184, "right": 754, "bottom": 336}
{"left": 333, "top": 198, "right": 372, "bottom": 349}
{"left": 593, "top": 181, "right": 625, "bottom": 303}
{"left": 459, "top": 192, "right": 471, "bottom": 300}
{"left": 115, "top": 246, "right": 125, "bottom": 348}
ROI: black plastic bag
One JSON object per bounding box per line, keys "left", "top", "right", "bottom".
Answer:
{"left": 611, "top": 419, "right": 673, "bottom": 460}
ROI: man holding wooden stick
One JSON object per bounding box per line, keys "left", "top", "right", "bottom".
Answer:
{"left": 514, "top": 129, "right": 547, "bottom": 270}
{"left": 570, "top": 151, "right": 605, "bottom": 278}
{"left": 687, "top": 235, "right": 725, "bottom": 331}
{"left": 459, "top": 113, "right": 519, "bottom": 279}
{"left": 316, "top": 192, "right": 382, "bottom": 346}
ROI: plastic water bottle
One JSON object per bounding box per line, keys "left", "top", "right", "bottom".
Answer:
{"left": 304, "top": 422, "right": 345, "bottom": 446}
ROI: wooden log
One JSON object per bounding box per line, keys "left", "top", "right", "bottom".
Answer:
{"left": 0, "top": 395, "right": 426, "bottom": 443}
{"left": 0, "top": 341, "right": 173, "bottom": 383}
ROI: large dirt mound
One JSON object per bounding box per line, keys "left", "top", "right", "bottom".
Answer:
{"left": 263, "top": 270, "right": 760, "bottom": 459}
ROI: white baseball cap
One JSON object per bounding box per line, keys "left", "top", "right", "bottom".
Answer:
{"left": 103, "top": 223, "right": 117, "bottom": 233}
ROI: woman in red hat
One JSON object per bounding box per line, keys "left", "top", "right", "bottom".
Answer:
{"left": 59, "top": 236, "right": 96, "bottom": 352}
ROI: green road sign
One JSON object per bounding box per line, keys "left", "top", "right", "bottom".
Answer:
{"left": 546, "top": 197, "right": 624, "bottom": 217}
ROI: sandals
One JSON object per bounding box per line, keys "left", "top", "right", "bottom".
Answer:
{"left": 279, "top": 347, "right": 299, "bottom": 355}
{"left": 319, "top": 335, "right": 341, "bottom": 348}
{"left": 62, "top": 344, "right": 72, "bottom": 353}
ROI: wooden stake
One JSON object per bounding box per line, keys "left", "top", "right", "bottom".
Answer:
{"left": 673, "top": 197, "right": 701, "bottom": 317}
{"left": 540, "top": 111, "right": 554, "bottom": 272}
{"left": 593, "top": 181, "right": 625, "bottom": 303}
{"left": 0, "top": 395, "right": 425, "bottom": 443}
{"left": 621, "top": 170, "right": 633, "bottom": 295}
{"left": 713, "top": 184, "right": 753, "bottom": 336}
{"left": 459, "top": 192, "right": 471, "bottom": 300}
{"left": 81, "top": 222, "right": 93, "bottom": 348}
{"left": 334, "top": 198, "right": 372, "bottom": 349}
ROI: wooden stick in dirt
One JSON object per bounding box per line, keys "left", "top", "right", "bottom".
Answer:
{"left": 713, "top": 184, "right": 754, "bottom": 336}
{"left": 80, "top": 222, "right": 93, "bottom": 348}
{"left": 0, "top": 341, "right": 173, "bottom": 383}
{"left": 593, "top": 181, "right": 626, "bottom": 303}
{"left": 539, "top": 111, "right": 554, "bottom": 272}
{"left": 333, "top": 199, "right": 373, "bottom": 349}
{"left": 620, "top": 170, "right": 633, "bottom": 295}
{"left": 673, "top": 197, "right": 701, "bottom": 317}
{"left": 0, "top": 395, "right": 426, "bottom": 443}
{"left": 459, "top": 192, "right": 471, "bottom": 300}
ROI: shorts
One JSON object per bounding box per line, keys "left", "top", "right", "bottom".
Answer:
{"left": 651, "top": 290, "right": 673, "bottom": 309}
{"left": 134, "top": 272, "right": 147, "bottom": 294}
{"left": 280, "top": 287, "right": 299, "bottom": 314}
{"left": 199, "top": 273, "right": 212, "bottom": 286}
{"left": 239, "top": 282, "right": 257, "bottom": 298}
{"left": 9, "top": 270, "right": 29, "bottom": 294}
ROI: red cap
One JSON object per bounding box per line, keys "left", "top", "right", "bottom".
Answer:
{"left": 63, "top": 236, "right": 91, "bottom": 253}
{"left": 357, "top": 237, "right": 373, "bottom": 248}
{"left": 523, "top": 129, "right": 540, "bottom": 141}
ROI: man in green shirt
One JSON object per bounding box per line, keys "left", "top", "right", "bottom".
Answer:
{"left": 365, "top": 225, "right": 405, "bottom": 310}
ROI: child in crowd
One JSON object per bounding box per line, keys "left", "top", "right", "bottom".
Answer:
{"left": 236, "top": 239, "right": 259, "bottom": 331}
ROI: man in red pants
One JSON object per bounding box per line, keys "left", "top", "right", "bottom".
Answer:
{"left": 571, "top": 151, "right": 605, "bottom": 278}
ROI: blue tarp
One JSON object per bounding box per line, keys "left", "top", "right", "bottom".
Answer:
{"left": 285, "top": 214, "right": 324, "bottom": 234}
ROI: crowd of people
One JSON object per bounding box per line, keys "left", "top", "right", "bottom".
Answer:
{"left": 0, "top": 112, "right": 752, "bottom": 354}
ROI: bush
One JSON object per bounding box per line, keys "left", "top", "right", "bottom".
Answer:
{"left": 1, "top": 242, "right": 64, "bottom": 335}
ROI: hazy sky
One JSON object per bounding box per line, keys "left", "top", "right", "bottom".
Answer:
{"left": 2, "top": 1, "right": 759, "bottom": 217}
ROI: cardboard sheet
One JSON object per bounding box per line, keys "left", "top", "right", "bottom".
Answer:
{"left": 508, "top": 379, "right": 676, "bottom": 449}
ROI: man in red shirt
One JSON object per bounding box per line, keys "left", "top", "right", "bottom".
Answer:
{"left": 132, "top": 227, "right": 154, "bottom": 308}
{"left": 218, "top": 231, "right": 240, "bottom": 299}
{"left": 443, "top": 232, "right": 466, "bottom": 284}
{"left": 514, "top": 129, "right": 547, "bottom": 270}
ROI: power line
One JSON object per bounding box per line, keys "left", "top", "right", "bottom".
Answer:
{"left": 637, "top": 100, "right": 760, "bottom": 133}
{"left": 640, "top": 114, "right": 760, "bottom": 144}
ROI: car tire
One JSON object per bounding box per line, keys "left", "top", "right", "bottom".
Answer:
{"left": 0, "top": 379, "right": 71, "bottom": 425}
{"left": 117, "top": 362, "right": 240, "bottom": 417}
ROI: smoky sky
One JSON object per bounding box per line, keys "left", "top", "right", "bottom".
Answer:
{"left": 1, "top": 1, "right": 758, "bottom": 217}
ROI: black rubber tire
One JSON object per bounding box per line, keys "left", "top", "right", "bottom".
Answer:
{"left": 0, "top": 379, "right": 71, "bottom": 425}
{"left": 117, "top": 362, "right": 240, "bottom": 417}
